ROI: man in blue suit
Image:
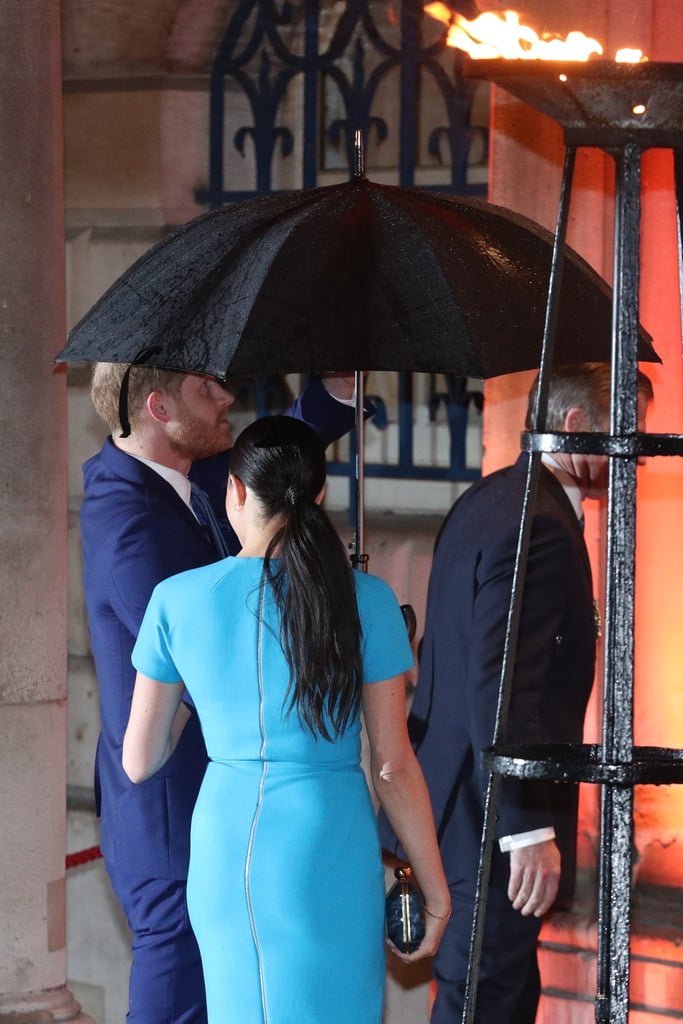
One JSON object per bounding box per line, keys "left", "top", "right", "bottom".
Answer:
{"left": 81, "top": 363, "right": 360, "bottom": 1024}
{"left": 380, "top": 363, "right": 653, "bottom": 1023}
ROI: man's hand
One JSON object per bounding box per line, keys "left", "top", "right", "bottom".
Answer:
{"left": 320, "top": 372, "right": 365, "bottom": 402}
{"left": 507, "top": 839, "right": 561, "bottom": 917}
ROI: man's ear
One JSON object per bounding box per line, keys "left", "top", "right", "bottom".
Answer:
{"left": 146, "top": 390, "right": 170, "bottom": 424}
{"left": 314, "top": 482, "right": 327, "bottom": 506}
{"left": 564, "top": 406, "right": 590, "bottom": 432}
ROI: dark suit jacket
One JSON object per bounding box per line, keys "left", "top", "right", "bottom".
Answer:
{"left": 380, "top": 454, "right": 596, "bottom": 901}
{"left": 81, "top": 378, "right": 356, "bottom": 880}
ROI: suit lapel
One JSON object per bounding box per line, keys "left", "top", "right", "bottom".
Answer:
{"left": 99, "top": 436, "right": 214, "bottom": 545}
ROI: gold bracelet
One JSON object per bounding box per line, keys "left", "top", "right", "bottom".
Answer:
{"left": 424, "top": 906, "right": 452, "bottom": 922}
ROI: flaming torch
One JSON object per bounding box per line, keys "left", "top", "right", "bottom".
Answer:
{"left": 425, "top": 3, "right": 645, "bottom": 62}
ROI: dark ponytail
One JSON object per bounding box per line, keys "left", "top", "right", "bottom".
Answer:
{"left": 230, "top": 416, "right": 363, "bottom": 740}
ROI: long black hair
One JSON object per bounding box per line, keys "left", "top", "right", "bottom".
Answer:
{"left": 229, "top": 416, "right": 363, "bottom": 741}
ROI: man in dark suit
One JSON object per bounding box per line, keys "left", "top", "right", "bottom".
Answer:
{"left": 81, "top": 363, "right": 360, "bottom": 1024}
{"left": 380, "top": 363, "right": 653, "bottom": 1023}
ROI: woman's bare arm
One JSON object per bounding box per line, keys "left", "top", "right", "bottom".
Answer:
{"left": 363, "top": 673, "right": 451, "bottom": 963}
{"left": 122, "top": 672, "right": 189, "bottom": 783}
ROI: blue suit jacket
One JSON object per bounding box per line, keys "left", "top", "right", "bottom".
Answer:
{"left": 82, "top": 378, "right": 356, "bottom": 879}
{"left": 380, "top": 454, "right": 596, "bottom": 902}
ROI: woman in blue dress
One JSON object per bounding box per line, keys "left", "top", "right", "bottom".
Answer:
{"left": 123, "top": 415, "right": 450, "bottom": 1024}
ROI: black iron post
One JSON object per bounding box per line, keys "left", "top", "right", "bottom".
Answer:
{"left": 466, "top": 60, "right": 683, "bottom": 1024}
{"left": 595, "top": 140, "right": 642, "bottom": 1024}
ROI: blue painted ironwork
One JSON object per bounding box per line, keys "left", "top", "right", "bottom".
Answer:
{"left": 196, "top": 0, "right": 487, "bottom": 498}
{"left": 328, "top": 374, "right": 482, "bottom": 527}
{"left": 196, "top": 0, "right": 488, "bottom": 206}
{"left": 238, "top": 375, "right": 483, "bottom": 500}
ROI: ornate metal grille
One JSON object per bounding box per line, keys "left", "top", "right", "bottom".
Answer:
{"left": 195, "top": 0, "right": 488, "bottom": 494}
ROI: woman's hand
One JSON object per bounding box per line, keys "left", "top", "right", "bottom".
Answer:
{"left": 385, "top": 901, "right": 451, "bottom": 964}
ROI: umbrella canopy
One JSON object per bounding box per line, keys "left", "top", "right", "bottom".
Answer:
{"left": 56, "top": 175, "right": 659, "bottom": 377}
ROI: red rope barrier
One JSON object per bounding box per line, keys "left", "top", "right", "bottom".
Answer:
{"left": 66, "top": 845, "right": 103, "bottom": 869}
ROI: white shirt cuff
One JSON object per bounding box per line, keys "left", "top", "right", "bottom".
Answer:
{"left": 327, "top": 390, "right": 355, "bottom": 407}
{"left": 498, "top": 826, "right": 556, "bottom": 853}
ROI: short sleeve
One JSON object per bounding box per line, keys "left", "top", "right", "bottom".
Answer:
{"left": 354, "top": 571, "right": 415, "bottom": 683}
{"left": 131, "top": 583, "right": 183, "bottom": 683}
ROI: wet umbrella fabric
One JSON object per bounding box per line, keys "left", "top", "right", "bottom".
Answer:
{"left": 56, "top": 176, "right": 659, "bottom": 377}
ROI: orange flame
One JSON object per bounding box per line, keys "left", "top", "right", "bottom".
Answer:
{"left": 425, "top": 5, "right": 645, "bottom": 62}
{"left": 615, "top": 47, "right": 645, "bottom": 63}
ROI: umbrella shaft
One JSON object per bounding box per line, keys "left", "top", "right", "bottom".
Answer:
{"left": 353, "top": 370, "right": 367, "bottom": 571}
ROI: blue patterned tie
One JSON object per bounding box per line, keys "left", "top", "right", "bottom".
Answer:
{"left": 190, "top": 483, "right": 231, "bottom": 558}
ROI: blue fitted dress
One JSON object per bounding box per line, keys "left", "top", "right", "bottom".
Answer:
{"left": 132, "top": 558, "right": 414, "bottom": 1024}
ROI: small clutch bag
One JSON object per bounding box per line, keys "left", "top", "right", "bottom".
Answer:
{"left": 385, "top": 865, "right": 425, "bottom": 953}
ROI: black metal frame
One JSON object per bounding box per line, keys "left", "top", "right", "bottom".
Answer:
{"left": 464, "top": 60, "right": 683, "bottom": 1024}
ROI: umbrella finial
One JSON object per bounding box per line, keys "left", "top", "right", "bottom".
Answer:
{"left": 353, "top": 129, "right": 365, "bottom": 179}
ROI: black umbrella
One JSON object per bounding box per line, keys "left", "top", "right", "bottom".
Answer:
{"left": 56, "top": 176, "right": 658, "bottom": 378}
{"left": 56, "top": 166, "right": 659, "bottom": 571}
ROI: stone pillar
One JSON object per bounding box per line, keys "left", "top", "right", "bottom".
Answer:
{"left": 0, "top": 1, "right": 92, "bottom": 1021}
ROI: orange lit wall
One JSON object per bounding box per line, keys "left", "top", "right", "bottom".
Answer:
{"left": 482, "top": 0, "right": 683, "bottom": 888}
